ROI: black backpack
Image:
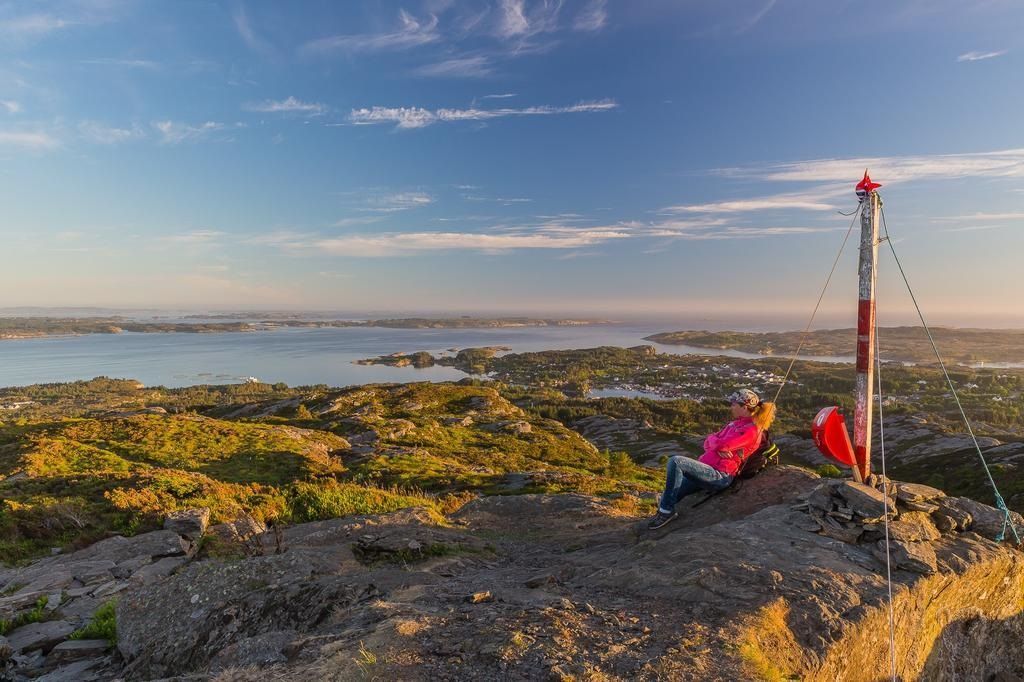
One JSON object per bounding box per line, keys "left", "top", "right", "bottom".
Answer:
{"left": 736, "top": 431, "right": 780, "bottom": 480}
{"left": 691, "top": 431, "right": 779, "bottom": 508}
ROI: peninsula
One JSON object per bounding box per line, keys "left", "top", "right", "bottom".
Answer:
{"left": 0, "top": 316, "right": 605, "bottom": 340}
{"left": 646, "top": 327, "right": 1024, "bottom": 365}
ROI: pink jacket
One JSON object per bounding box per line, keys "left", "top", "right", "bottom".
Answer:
{"left": 698, "top": 416, "right": 763, "bottom": 477}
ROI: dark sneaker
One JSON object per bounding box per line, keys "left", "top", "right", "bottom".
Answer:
{"left": 647, "top": 510, "right": 678, "bottom": 530}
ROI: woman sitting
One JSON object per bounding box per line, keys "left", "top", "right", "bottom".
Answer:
{"left": 648, "top": 388, "right": 776, "bottom": 530}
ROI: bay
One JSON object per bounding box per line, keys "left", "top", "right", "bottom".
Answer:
{"left": 0, "top": 323, "right": 854, "bottom": 389}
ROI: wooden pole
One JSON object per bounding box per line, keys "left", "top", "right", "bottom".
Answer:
{"left": 853, "top": 191, "right": 881, "bottom": 482}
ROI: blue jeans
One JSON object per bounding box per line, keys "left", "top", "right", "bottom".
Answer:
{"left": 658, "top": 455, "right": 733, "bottom": 513}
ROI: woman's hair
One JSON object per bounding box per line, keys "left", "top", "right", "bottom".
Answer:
{"left": 750, "top": 401, "right": 776, "bottom": 431}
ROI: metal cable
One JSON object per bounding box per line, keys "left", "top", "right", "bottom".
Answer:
{"left": 771, "top": 204, "right": 863, "bottom": 404}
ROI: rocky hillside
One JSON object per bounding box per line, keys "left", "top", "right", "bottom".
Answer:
{"left": 2, "top": 467, "right": 1022, "bottom": 681}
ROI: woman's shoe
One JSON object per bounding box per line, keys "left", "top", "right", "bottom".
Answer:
{"left": 647, "top": 510, "right": 678, "bottom": 530}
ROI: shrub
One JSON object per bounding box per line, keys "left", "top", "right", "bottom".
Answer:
{"left": 815, "top": 464, "right": 844, "bottom": 478}
{"left": 286, "top": 480, "right": 436, "bottom": 524}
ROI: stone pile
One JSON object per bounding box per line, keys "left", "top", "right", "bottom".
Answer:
{"left": 796, "top": 477, "right": 1023, "bottom": 575}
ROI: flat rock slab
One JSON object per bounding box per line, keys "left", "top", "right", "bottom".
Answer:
{"left": 835, "top": 481, "right": 895, "bottom": 521}
{"left": 6, "top": 620, "right": 76, "bottom": 654}
{"left": 48, "top": 639, "right": 110, "bottom": 664}
{"left": 35, "top": 657, "right": 108, "bottom": 682}
{"left": 130, "top": 556, "right": 188, "bottom": 584}
{"left": 874, "top": 539, "right": 938, "bottom": 575}
{"left": 896, "top": 483, "right": 945, "bottom": 503}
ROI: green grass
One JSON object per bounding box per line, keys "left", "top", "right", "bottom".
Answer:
{"left": 69, "top": 600, "right": 117, "bottom": 644}
{"left": 0, "top": 596, "right": 48, "bottom": 636}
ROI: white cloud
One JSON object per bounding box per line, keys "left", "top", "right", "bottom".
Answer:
{"left": 481, "top": 93, "right": 517, "bottom": 100}
{"left": 413, "top": 56, "right": 493, "bottom": 78}
{"left": 302, "top": 10, "right": 439, "bottom": 54}
{"left": 350, "top": 99, "right": 618, "bottom": 129}
{"left": 245, "top": 96, "right": 326, "bottom": 115}
{"left": 719, "top": 148, "right": 1024, "bottom": 184}
{"left": 1, "top": 100, "right": 21, "bottom": 114}
{"left": 79, "top": 121, "right": 145, "bottom": 144}
{"left": 957, "top": 50, "right": 1007, "bottom": 62}
{"left": 573, "top": 0, "right": 607, "bottom": 32}
{"left": 0, "top": 129, "right": 59, "bottom": 150}
{"left": 152, "top": 120, "right": 225, "bottom": 144}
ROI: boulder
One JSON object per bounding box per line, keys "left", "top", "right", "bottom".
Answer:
{"left": 882, "top": 512, "right": 942, "bottom": 543}
{"left": 937, "top": 496, "right": 1024, "bottom": 541}
{"left": 163, "top": 508, "right": 211, "bottom": 541}
{"left": 933, "top": 498, "right": 973, "bottom": 532}
{"left": 6, "top": 621, "right": 76, "bottom": 654}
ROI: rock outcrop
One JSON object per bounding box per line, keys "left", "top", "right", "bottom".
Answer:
{"left": 3, "top": 468, "right": 1023, "bottom": 681}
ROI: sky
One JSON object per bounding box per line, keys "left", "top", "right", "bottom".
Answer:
{"left": 1, "top": 0, "right": 1023, "bottom": 326}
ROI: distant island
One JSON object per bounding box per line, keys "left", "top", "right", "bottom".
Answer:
{"left": 645, "top": 327, "right": 1024, "bottom": 364}
{"left": 0, "top": 317, "right": 607, "bottom": 340}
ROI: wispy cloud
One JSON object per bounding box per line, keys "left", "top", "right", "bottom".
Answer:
{"left": 361, "top": 192, "right": 435, "bottom": 213}
{"left": 719, "top": 149, "right": 1024, "bottom": 184}
{"left": 313, "top": 227, "right": 630, "bottom": 257}
{"left": 737, "top": 0, "right": 777, "bottom": 33}
{"left": 244, "top": 96, "right": 326, "bottom": 115}
{"left": 232, "top": 5, "right": 274, "bottom": 55}
{"left": 79, "top": 58, "right": 159, "bottom": 69}
{"left": 333, "top": 216, "right": 384, "bottom": 228}
{"left": 302, "top": 10, "right": 439, "bottom": 54}
{"left": 350, "top": 99, "right": 618, "bottom": 129}
{"left": 481, "top": 93, "right": 517, "bottom": 100}
{"left": 79, "top": 121, "right": 145, "bottom": 144}
{"left": 0, "top": 13, "right": 70, "bottom": 40}
{"left": 942, "top": 224, "right": 1007, "bottom": 233}
{"left": 160, "top": 230, "right": 224, "bottom": 244}
{"left": 152, "top": 120, "right": 225, "bottom": 144}
{"left": 957, "top": 50, "right": 1007, "bottom": 62}
{"left": 662, "top": 191, "right": 837, "bottom": 214}
{"left": 0, "top": 129, "right": 59, "bottom": 150}
{"left": 932, "top": 212, "right": 1024, "bottom": 222}
{"left": 573, "top": 0, "right": 608, "bottom": 32}
{"left": 0, "top": 100, "right": 20, "bottom": 114}
{"left": 413, "top": 56, "right": 493, "bottom": 78}
{"left": 497, "top": 0, "right": 530, "bottom": 38}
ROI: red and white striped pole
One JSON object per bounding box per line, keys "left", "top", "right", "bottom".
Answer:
{"left": 853, "top": 185, "right": 881, "bottom": 483}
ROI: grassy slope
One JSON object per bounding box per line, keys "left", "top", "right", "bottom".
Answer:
{"left": 0, "top": 380, "right": 659, "bottom": 564}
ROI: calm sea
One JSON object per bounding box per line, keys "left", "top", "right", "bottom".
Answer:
{"left": 0, "top": 324, "right": 808, "bottom": 389}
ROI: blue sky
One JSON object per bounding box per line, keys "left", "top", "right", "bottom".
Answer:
{"left": 1, "top": 0, "right": 1023, "bottom": 325}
